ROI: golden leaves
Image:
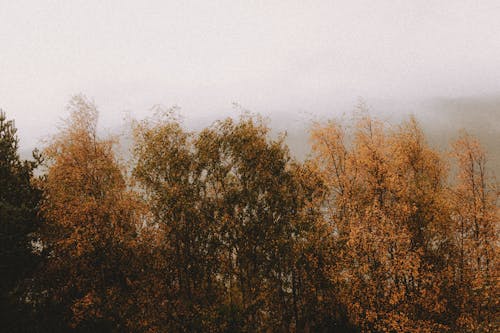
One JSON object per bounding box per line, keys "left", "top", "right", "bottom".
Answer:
{"left": 33, "top": 98, "right": 498, "bottom": 332}
{"left": 38, "top": 96, "right": 145, "bottom": 330}
{"left": 311, "top": 113, "right": 498, "bottom": 332}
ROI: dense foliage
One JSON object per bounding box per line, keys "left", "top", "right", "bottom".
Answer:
{"left": 0, "top": 110, "right": 42, "bottom": 331}
{"left": 1, "top": 97, "right": 498, "bottom": 332}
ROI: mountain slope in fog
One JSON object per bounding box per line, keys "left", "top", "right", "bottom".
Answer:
{"left": 277, "top": 96, "right": 500, "bottom": 176}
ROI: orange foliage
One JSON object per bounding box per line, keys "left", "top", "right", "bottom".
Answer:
{"left": 29, "top": 98, "right": 497, "bottom": 332}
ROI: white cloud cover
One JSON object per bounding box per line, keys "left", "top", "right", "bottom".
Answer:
{"left": 1, "top": 0, "right": 500, "bottom": 149}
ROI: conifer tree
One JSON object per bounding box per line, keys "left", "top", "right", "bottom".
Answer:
{"left": 0, "top": 110, "right": 41, "bottom": 331}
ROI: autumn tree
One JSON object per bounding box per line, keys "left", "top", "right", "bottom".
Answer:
{"left": 5, "top": 95, "right": 495, "bottom": 332}
{"left": 133, "top": 112, "right": 329, "bottom": 332}
{"left": 449, "top": 132, "right": 499, "bottom": 332}
{"left": 311, "top": 115, "right": 452, "bottom": 332}
{"left": 0, "top": 110, "right": 42, "bottom": 331}
{"left": 37, "top": 96, "right": 144, "bottom": 332}
{"left": 132, "top": 111, "right": 224, "bottom": 332}
{"left": 194, "top": 116, "right": 331, "bottom": 332}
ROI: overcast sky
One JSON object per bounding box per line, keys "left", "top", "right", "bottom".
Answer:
{"left": 1, "top": 0, "right": 500, "bottom": 150}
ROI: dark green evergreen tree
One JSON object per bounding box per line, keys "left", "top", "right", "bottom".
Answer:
{"left": 0, "top": 110, "right": 42, "bottom": 331}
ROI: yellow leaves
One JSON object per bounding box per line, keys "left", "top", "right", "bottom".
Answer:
{"left": 37, "top": 96, "right": 146, "bottom": 330}
{"left": 32, "top": 100, "right": 498, "bottom": 331}
{"left": 456, "top": 313, "right": 476, "bottom": 331}
{"left": 365, "top": 309, "right": 378, "bottom": 322}
{"left": 449, "top": 130, "right": 499, "bottom": 331}
{"left": 388, "top": 288, "right": 404, "bottom": 306}
{"left": 310, "top": 113, "right": 483, "bottom": 332}
{"left": 71, "top": 291, "right": 101, "bottom": 327}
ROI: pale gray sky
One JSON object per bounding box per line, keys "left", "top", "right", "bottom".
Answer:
{"left": 1, "top": 0, "right": 500, "bottom": 151}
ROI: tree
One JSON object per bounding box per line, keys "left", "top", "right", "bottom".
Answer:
{"left": 132, "top": 111, "right": 224, "bottom": 332}
{"left": 37, "top": 96, "right": 143, "bottom": 332}
{"left": 0, "top": 110, "right": 42, "bottom": 331}
{"left": 132, "top": 112, "right": 329, "bottom": 332}
{"left": 6, "top": 96, "right": 495, "bottom": 332}
{"left": 311, "top": 115, "right": 451, "bottom": 332}
{"left": 449, "top": 132, "right": 499, "bottom": 332}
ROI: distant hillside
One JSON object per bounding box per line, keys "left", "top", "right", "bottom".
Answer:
{"left": 273, "top": 96, "right": 500, "bottom": 177}
{"left": 419, "top": 96, "right": 500, "bottom": 176}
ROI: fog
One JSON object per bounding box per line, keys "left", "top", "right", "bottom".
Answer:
{"left": 1, "top": 1, "right": 498, "bottom": 172}
{"left": 277, "top": 96, "right": 500, "bottom": 175}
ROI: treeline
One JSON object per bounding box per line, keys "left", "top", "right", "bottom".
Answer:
{"left": 1, "top": 95, "right": 498, "bottom": 332}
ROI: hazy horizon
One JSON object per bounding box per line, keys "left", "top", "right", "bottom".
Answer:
{"left": 1, "top": 1, "right": 499, "bottom": 170}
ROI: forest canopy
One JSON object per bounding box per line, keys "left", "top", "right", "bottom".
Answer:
{"left": 0, "top": 95, "right": 498, "bottom": 332}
